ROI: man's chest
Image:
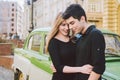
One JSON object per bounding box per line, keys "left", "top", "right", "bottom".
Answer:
{"left": 77, "top": 35, "right": 91, "bottom": 49}
{"left": 75, "top": 35, "right": 92, "bottom": 61}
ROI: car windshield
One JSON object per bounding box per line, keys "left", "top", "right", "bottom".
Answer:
{"left": 104, "top": 34, "right": 120, "bottom": 56}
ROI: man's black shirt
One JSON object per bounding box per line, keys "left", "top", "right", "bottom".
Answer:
{"left": 75, "top": 25, "right": 106, "bottom": 80}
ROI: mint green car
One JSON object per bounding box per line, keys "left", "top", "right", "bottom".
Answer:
{"left": 101, "top": 30, "right": 120, "bottom": 80}
{"left": 13, "top": 27, "right": 52, "bottom": 80}
{"left": 13, "top": 27, "right": 120, "bottom": 80}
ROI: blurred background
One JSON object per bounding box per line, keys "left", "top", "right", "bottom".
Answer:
{"left": 0, "top": 0, "right": 120, "bottom": 80}
{"left": 0, "top": 0, "right": 120, "bottom": 41}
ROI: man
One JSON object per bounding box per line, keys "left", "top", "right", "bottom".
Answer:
{"left": 62, "top": 4, "right": 106, "bottom": 80}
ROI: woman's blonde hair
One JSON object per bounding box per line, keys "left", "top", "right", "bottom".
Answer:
{"left": 45, "top": 12, "right": 64, "bottom": 53}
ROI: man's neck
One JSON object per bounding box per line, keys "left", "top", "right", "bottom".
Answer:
{"left": 81, "top": 23, "right": 90, "bottom": 35}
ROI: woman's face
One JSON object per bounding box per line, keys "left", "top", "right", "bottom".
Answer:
{"left": 58, "top": 21, "right": 69, "bottom": 36}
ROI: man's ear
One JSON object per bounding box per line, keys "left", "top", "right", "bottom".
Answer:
{"left": 80, "top": 16, "right": 85, "bottom": 22}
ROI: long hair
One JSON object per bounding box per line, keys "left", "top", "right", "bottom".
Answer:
{"left": 45, "top": 12, "right": 64, "bottom": 53}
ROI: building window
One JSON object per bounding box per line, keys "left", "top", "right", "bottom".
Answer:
{"left": 12, "top": 13, "right": 14, "bottom": 16}
{"left": 88, "top": 4, "right": 96, "bottom": 12}
{"left": 11, "top": 28, "right": 14, "bottom": 31}
{"left": 11, "top": 23, "right": 14, "bottom": 26}
{"left": 11, "top": 18, "right": 14, "bottom": 21}
{"left": 28, "top": 34, "right": 41, "bottom": 52}
{"left": 12, "top": 8, "right": 14, "bottom": 11}
{"left": 12, "top": 4, "right": 14, "bottom": 6}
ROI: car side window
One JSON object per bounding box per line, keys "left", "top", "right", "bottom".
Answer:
{"left": 104, "top": 34, "right": 116, "bottom": 53}
{"left": 104, "top": 34, "right": 120, "bottom": 54}
{"left": 115, "top": 36, "right": 120, "bottom": 47}
{"left": 43, "top": 34, "right": 47, "bottom": 54}
{"left": 28, "top": 34, "right": 41, "bottom": 52}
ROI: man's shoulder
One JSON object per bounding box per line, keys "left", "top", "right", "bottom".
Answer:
{"left": 91, "top": 27, "right": 102, "bottom": 35}
{"left": 88, "top": 27, "right": 104, "bottom": 40}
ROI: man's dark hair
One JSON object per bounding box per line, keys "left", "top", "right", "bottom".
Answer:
{"left": 62, "top": 4, "right": 87, "bottom": 22}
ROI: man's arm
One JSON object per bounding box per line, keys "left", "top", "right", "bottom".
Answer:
{"left": 88, "top": 71, "right": 100, "bottom": 80}
{"left": 89, "top": 30, "right": 106, "bottom": 79}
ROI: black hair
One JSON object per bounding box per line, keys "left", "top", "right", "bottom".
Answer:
{"left": 62, "top": 4, "right": 87, "bottom": 22}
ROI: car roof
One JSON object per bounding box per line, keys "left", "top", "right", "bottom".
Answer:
{"left": 32, "top": 27, "right": 119, "bottom": 36}
{"left": 100, "top": 29, "right": 119, "bottom": 36}
{"left": 32, "top": 27, "right": 51, "bottom": 32}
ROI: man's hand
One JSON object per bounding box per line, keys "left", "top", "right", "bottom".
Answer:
{"left": 88, "top": 71, "right": 100, "bottom": 80}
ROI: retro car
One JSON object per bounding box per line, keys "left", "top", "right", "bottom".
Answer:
{"left": 101, "top": 29, "right": 120, "bottom": 80}
{"left": 13, "top": 27, "right": 120, "bottom": 80}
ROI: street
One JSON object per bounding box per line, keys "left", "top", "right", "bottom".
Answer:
{"left": 0, "top": 66, "right": 14, "bottom": 80}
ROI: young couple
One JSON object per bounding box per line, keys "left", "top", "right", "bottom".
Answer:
{"left": 46, "top": 4, "right": 105, "bottom": 80}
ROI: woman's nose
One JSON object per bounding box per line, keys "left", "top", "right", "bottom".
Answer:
{"left": 65, "top": 25, "right": 69, "bottom": 29}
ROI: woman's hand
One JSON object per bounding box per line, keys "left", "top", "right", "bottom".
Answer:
{"left": 79, "top": 64, "right": 93, "bottom": 74}
{"left": 50, "top": 63, "right": 93, "bottom": 74}
{"left": 50, "top": 63, "right": 56, "bottom": 72}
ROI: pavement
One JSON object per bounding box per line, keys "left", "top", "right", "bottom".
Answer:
{"left": 0, "top": 66, "right": 14, "bottom": 80}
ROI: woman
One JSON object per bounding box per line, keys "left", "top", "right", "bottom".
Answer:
{"left": 45, "top": 12, "right": 92, "bottom": 80}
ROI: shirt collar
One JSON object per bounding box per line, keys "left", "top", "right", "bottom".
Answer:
{"left": 83, "top": 25, "right": 95, "bottom": 36}
{"left": 71, "top": 25, "right": 95, "bottom": 43}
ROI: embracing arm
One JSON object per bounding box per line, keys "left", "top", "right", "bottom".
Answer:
{"left": 88, "top": 31, "right": 106, "bottom": 80}
{"left": 63, "top": 65, "right": 93, "bottom": 74}
{"left": 48, "top": 39, "right": 93, "bottom": 74}
{"left": 51, "top": 63, "right": 93, "bottom": 74}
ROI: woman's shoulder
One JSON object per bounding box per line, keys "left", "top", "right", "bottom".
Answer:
{"left": 48, "top": 38, "right": 59, "bottom": 49}
{"left": 50, "top": 38, "right": 58, "bottom": 42}
{"left": 49, "top": 38, "right": 59, "bottom": 44}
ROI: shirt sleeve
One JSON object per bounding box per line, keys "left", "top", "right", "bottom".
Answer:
{"left": 91, "top": 30, "right": 106, "bottom": 74}
{"left": 48, "top": 39, "right": 64, "bottom": 73}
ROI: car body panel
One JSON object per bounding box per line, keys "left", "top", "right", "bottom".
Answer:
{"left": 13, "top": 27, "right": 52, "bottom": 80}
{"left": 101, "top": 29, "right": 120, "bottom": 80}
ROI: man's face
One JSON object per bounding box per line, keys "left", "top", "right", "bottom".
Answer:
{"left": 65, "top": 16, "right": 83, "bottom": 35}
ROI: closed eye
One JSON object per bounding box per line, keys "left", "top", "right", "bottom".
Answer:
{"left": 61, "top": 23, "right": 66, "bottom": 26}
{"left": 69, "top": 21, "right": 74, "bottom": 25}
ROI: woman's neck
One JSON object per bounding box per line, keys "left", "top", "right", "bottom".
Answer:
{"left": 55, "top": 34, "right": 69, "bottom": 42}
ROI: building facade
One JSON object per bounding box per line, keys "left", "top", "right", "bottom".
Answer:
{"left": 31, "top": 0, "right": 104, "bottom": 29}
{"left": 22, "top": 1, "right": 31, "bottom": 39}
{"left": 83, "top": 0, "right": 104, "bottom": 29}
{"left": 16, "top": 4, "right": 24, "bottom": 39}
{"left": 25, "top": 0, "right": 120, "bottom": 36}
{"left": 103, "top": 0, "right": 120, "bottom": 34}
{"left": 0, "top": 1, "right": 17, "bottom": 36}
{"left": 32, "top": 0, "right": 76, "bottom": 29}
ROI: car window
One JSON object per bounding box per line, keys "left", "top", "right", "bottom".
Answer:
{"left": 28, "top": 34, "right": 41, "bottom": 52}
{"left": 104, "top": 34, "right": 120, "bottom": 55}
{"left": 44, "top": 34, "right": 47, "bottom": 54}
{"left": 115, "top": 35, "right": 120, "bottom": 47}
